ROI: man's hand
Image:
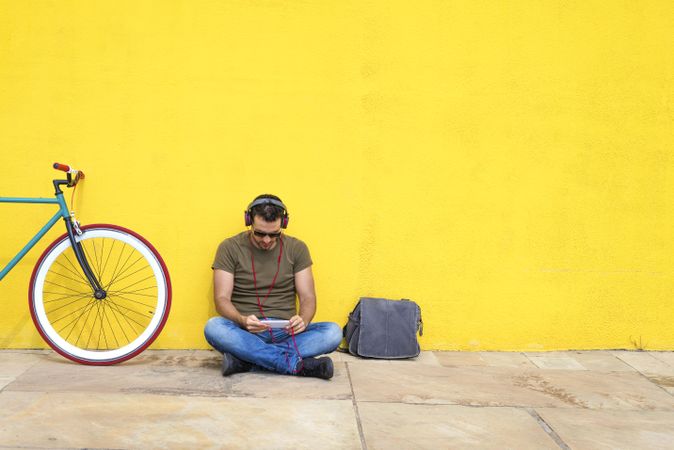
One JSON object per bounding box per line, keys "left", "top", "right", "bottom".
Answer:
{"left": 242, "top": 315, "right": 268, "bottom": 333}
{"left": 286, "top": 315, "right": 307, "bottom": 334}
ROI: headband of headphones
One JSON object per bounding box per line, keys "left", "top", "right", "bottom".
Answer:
{"left": 244, "top": 197, "right": 289, "bottom": 229}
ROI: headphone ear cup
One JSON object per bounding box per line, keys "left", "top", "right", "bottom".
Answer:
{"left": 282, "top": 215, "right": 289, "bottom": 229}
{"left": 244, "top": 211, "right": 252, "bottom": 227}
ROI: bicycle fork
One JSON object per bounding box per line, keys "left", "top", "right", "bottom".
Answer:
{"left": 65, "top": 218, "right": 107, "bottom": 299}
{"left": 54, "top": 179, "right": 107, "bottom": 300}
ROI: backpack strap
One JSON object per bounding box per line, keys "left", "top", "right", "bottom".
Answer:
{"left": 339, "top": 300, "right": 363, "bottom": 353}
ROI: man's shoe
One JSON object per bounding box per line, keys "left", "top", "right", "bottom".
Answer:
{"left": 296, "top": 356, "right": 334, "bottom": 380}
{"left": 221, "top": 352, "right": 252, "bottom": 376}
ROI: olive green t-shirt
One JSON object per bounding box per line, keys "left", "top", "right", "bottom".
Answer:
{"left": 212, "top": 231, "right": 313, "bottom": 319}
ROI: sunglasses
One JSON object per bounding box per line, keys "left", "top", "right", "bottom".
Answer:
{"left": 252, "top": 229, "right": 282, "bottom": 238}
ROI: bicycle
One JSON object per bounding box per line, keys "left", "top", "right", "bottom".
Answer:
{"left": 0, "top": 163, "right": 172, "bottom": 365}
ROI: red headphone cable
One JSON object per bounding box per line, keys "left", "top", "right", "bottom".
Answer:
{"left": 251, "top": 236, "right": 283, "bottom": 316}
{"left": 251, "top": 236, "right": 303, "bottom": 374}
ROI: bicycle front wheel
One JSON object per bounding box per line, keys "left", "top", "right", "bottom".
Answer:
{"left": 29, "top": 224, "right": 172, "bottom": 365}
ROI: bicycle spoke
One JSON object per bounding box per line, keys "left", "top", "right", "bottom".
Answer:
{"left": 107, "top": 261, "right": 153, "bottom": 288}
{"left": 92, "top": 238, "right": 104, "bottom": 282}
{"left": 106, "top": 255, "right": 146, "bottom": 288}
{"left": 43, "top": 291, "right": 95, "bottom": 302}
{"left": 96, "top": 299, "right": 137, "bottom": 344}
{"left": 106, "top": 286, "right": 158, "bottom": 298}
{"left": 103, "top": 303, "right": 121, "bottom": 348}
{"left": 73, "top": 301, "right": 97, "bottom": 347}
{"left": 97, "top": 303, "right": 108, "bottom": 350}
{"left": 112, "top": 275, "right": 159, "bottom": 295}
{"left": 98, "top": 239, "right": 106, "bottom": 281}
{"left": 51, "top": 260, "right": 91, "bottom": 287}
{"left": 46, "top": 294, "right": 92, "bottom": 315}
{"left": 92, "top": 302, "right": 101, "bottom": 349}
{"left": 59, "top": 298, "right": 96, "bottom": 337}
{"left": 47, "top": 271, "right": 91, "bottom": 289}
{"left": 44, "top": 279, "right": 87, "bottom": 295}
{"left": 107, "top": 292, "right": 156, "bottom": 310}
{"left": 105, "top": 246, "right": 135, "bottom": 290}
{"left": 100, "top": 238, "right": 116, "bottom": 279}
{"left": 82, "top": 242, "right": 103, "bottom": 286}
{"left": 90, "top": 239, "right": 101, "bottom": 279}
{"left": 109, "top": 300, "right": 131, "bottom": 344}
{"left": 85, "top": 300, "right": 103, "bottom": 349}
{"left": 108, "top": 300, "right": 144, "bottom": 334}
{"left": 49, "top": 299, "right": 95, "bottom": 325}
{"left": 105, "top": 299, "right": 148, "bottom": 330}
{"left": 62, "top": 253, "right": 92, "bottom": 286}
{"left": 106, "top": 296, "right": 153, "bottom": 321}
{"left": 106, "top": 242, "right": 129, "bottom": 290}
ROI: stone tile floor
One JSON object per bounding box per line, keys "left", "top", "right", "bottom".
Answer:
{"left": 1, "top": 349, "right": 673, "bottom": 449}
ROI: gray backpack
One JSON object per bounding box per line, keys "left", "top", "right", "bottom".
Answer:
{"left": 343, "top": 297, "right": 423, "bottom": 359}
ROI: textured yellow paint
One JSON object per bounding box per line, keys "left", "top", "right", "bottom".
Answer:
{"left": 1, "top": 1, "right": 673, "bottom": 350}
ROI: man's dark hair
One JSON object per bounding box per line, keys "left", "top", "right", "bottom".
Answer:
{"left": 250, "top": 194, "right": 286, "bottom": 223}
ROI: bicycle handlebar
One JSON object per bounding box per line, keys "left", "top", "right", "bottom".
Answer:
{"left": 53, "top": 162, "right": 85, "bottom": 186}
{"left": 53, "top": 163, "right": 71, "bottom": 172}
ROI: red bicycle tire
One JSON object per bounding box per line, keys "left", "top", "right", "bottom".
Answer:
{"left": 28, "top": 224, "right": 172, "bottom": 365}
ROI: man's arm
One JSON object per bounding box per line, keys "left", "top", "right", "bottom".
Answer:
{"left": 288, "top": 266, "right": 316, "bottom": 334}
{"left": 213, "top": 269, "right": 267, "bottom": 333}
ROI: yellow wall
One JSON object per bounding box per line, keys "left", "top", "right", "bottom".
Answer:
{"left": 1, "top": 1, "right": 673, "bottom": 351}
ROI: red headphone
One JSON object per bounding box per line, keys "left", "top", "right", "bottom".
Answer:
{"left": 244, "top": 196, "right": 289, "bottom": 229}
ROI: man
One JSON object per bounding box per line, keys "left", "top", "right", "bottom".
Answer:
{"left": 204, "top": 194, "right": 342, "bottom": 380}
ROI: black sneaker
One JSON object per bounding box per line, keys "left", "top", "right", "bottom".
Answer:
{"left": 296, "top": 356, "right": 334, "bottom": 380}
{"left": 221, "top": 352, "right": 252, "bottom": 376}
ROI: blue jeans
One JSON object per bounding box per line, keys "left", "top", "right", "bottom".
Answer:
{"left": 204, "top": 317, "right": 343, "bottom": 374}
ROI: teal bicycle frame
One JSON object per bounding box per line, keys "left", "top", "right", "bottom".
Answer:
{"left": 0, "top": 196, "right": 68, "bottom": 281}
{"left": 0, "top": 178, "right": 105, "bottom": 297}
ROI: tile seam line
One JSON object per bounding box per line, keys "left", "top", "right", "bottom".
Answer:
{"left": 651, "top": 352, "right": 674, "bottom": 369}
{"left": 354, "top": 400, "right": 546, "bottom": 408}
{"left": 0, "top": 354, "right": 44, "bottom": 393}
{"left": 613, "top": 354, "right": 674, "bottom": 399}
{"left": 0, "top": 446, "right": 122, "bottom": 450}
{"left": 636, "top": 371, "right": 674, "bottom": 398}
{"left": 346, "top": 361, "right": 368, "bottom": 450}
{"left": 526, "top": 408, "right": 571, "bottom": 450}
{"left": 353, "top": 399, "right": 674, "bottom": 412}
{"left": 0, "top": 388, "right": 356, "bottom": 402}
{"left": 0, "top": 378, "right": 18, "bottom": 394}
